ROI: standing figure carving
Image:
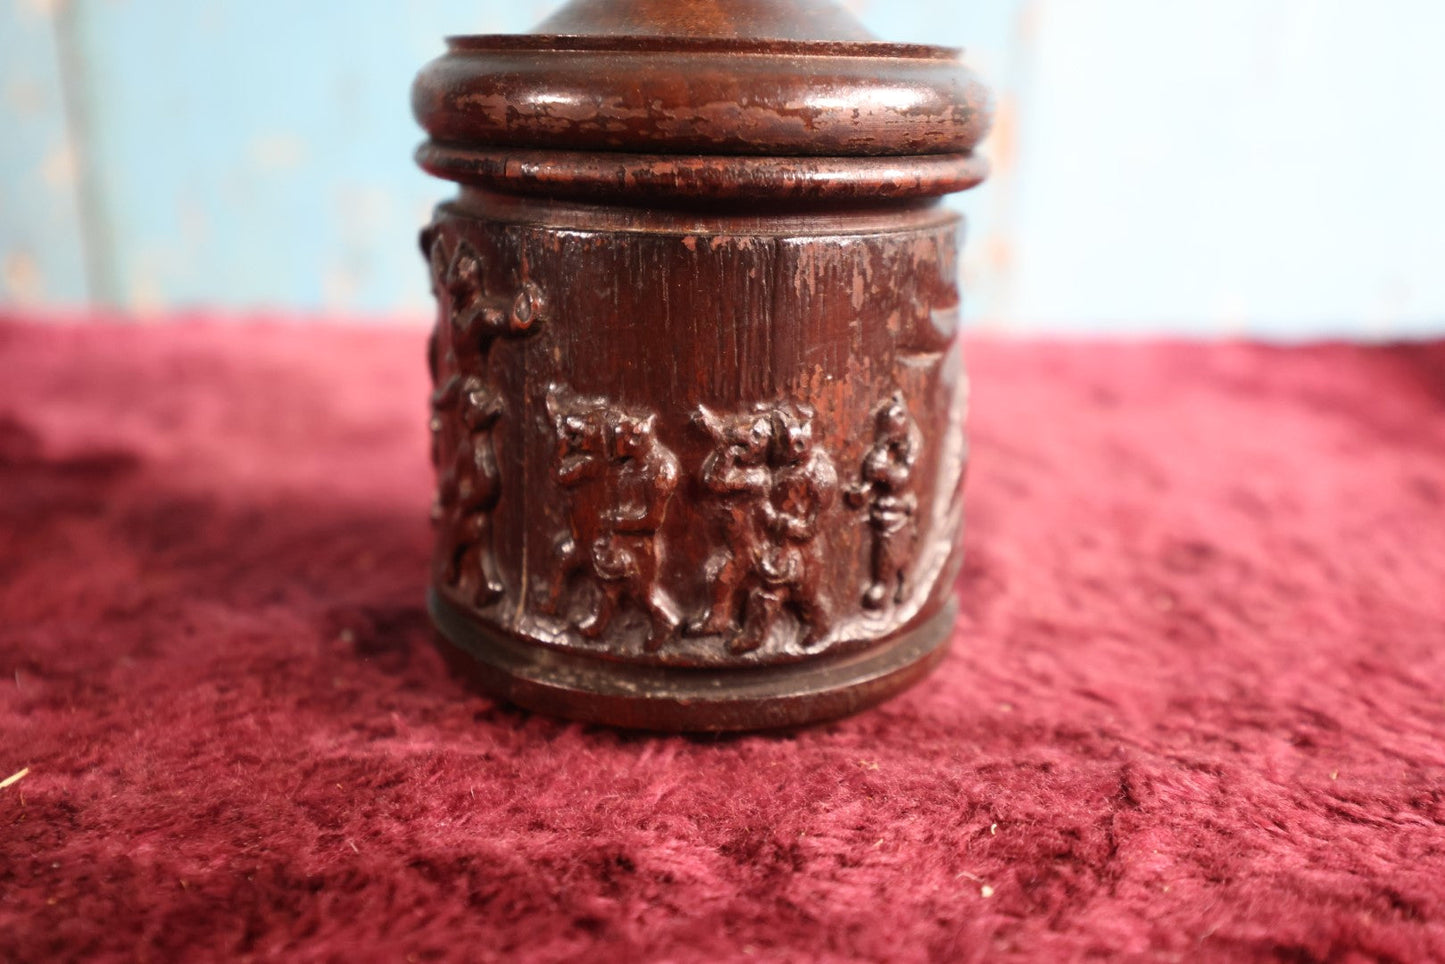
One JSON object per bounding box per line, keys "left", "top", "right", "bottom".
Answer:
{"left": 686, "top": 408, "right": 773, "bottom": 643}
{"left": 421, "top": 225, "right": 449, "bottom": 496}
{"left": 431, "top": 236, "right": 541, "bottom": 381}
{"left": 750, "top": 403, "right": 838, "bottom": 652}
{"left": 421, "top": 227, "right": 542, "bottom": 606}
{"left": 543, "top": 387, "right": 681, "bottom": 651}
{"left": 690, "top": 403, "right": 837, "bottom": 654}
{"left": 846, "top": 392, "right": 922, "bottom": 609}
{"left": 435, "top": 375, "right": 505, "bottom": 605}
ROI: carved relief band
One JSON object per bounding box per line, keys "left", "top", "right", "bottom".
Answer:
{"left": 414, "top": 0, "right": 991, "bottom": 730}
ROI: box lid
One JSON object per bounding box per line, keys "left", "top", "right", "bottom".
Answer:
{"left": 412, "top": 0, "right": 991, "bottom": 202}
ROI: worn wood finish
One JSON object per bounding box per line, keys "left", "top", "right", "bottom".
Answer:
{"left": 414, "top": 0, "right": 990, "bottom": 730}
{"left": 412, "top": 37, "right": 992, "bottom": 158}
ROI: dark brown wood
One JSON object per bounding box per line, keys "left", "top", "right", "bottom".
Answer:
{"left": 412, "top": 37, "right": 992, "bottom": 158}
{"left": 413, "top": 0, "right": 990, "bottom": 730}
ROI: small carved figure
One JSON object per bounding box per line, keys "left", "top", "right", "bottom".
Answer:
{"left": 420, "top": 224, "right": 445, "bottom": 295}
{"left": 434, "top": 238, "right": 540, "bottom": 384}
{"left": 434, "top": 375, "right": 506, "bottom": 606}
{"left": 423, "top": 235, "right": 541, "bottom": 424}
{"left": 686, "top": 407, "right": 774, "bottom": 643}
{"left": 421, "top": 228, "right": 545, "bottom": 606}
{"left": 759, "top": 404, "right": 837, "bottom": 647}
{"left": 690, "top": 403, "right": 837, "bottom": 654}
{"left": 543, "top": 393, "right": 609, "bottom": 615}
{"left": 846, "top": 392, "right": 922, "bottom": 608}
{"left": 420, "top": 226, "right": 450, "bottom": 498}
{"left": 544, "top": 387, "right": 680, "bottom": 650}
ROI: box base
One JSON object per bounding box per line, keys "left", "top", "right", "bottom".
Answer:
{"left": 429, "top": 587, "right": 956, "bottom": 732}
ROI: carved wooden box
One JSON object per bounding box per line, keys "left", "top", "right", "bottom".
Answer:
{"left": 413, "top": 0, "right": 991, "bottom": 730}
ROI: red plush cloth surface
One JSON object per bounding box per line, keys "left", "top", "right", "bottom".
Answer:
{"left": 1, "top": 318, "right": 1443, "bottom": 963}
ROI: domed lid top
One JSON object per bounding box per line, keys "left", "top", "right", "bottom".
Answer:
{"left": 533, "top": 0, "right": 876, "bottom": 41}
{"left": 412, "top": 0, "right": 992, "bottom": 160}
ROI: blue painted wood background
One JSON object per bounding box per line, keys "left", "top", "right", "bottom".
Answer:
{"left": 3, "top": 0, "right": 1443, "bottom": 337}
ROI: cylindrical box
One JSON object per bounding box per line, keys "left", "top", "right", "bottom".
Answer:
{"left": 413, "top": 0, "right": 991, "bottom": 730}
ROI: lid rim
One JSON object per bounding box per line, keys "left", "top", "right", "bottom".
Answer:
{"left": 415, "top": 0, "right": 993, "bottom": 171}
{"left": 413, "top": 42, "right": 993, "bottom": 160}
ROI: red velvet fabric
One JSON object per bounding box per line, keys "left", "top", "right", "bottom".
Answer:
{"left": 2, "top": 317, "right": 1443, "bottom": 962}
